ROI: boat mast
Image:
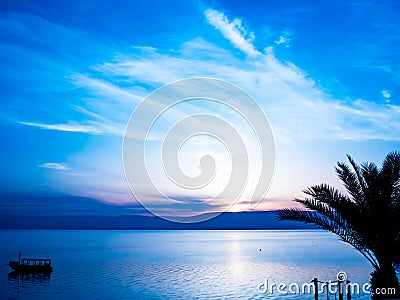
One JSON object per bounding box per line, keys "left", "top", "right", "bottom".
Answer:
{"left": 18, "top": 251, "right": 21, "bottom": 264}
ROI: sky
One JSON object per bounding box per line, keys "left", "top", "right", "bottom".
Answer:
{"left": 0, "top": 0, "right": 399, "bottom": 217}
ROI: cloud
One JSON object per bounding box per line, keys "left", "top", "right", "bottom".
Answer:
{"left": 274, "top": 29, "right": 293, "bottom": 46}
{"left": 39, "top": 162, "right": 70, "bottom": 171}
{"left": 18, "top": 73, "right": 142, "bottom": 135}
{"left": 382, "top": 90, "right": 391, "bottom": 100}
{"left": 204, "top": 9, "right": 261, "bottom": 57}
{"left": 71, "top": 74, "right": 143, "bottom": 104}
{"left": 274, "top": 36, "right": 288, "bottom": 45}
{"left": 13, "top": 4, "right": 396, "bottom": 143}
{"left": 10, "top": 6, "right": 400, "bottom": 211}
{"left": 86, "top": 39, "right": 400, "bottom": 142}
{"left": 21, "top": 34, "right": 400, "bottom": 142}
{"left": 20, "top": 121, "right": 103, "bottom": 134}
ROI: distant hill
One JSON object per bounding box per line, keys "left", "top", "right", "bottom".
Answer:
{"left": 0, "top": 211, "right": 316, "bottom": 230}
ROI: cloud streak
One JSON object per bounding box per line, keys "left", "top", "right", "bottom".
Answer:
{"left": 204, "top": 9, "right": 261, "bottom": 57}
{"left": 21, "top": 122, "right": 103, "bottom": 134}
{"left": 14, "top": 5, "right": 399, "bottom": 143}
{"left": 6, "top": 5, "right": 399, "bottom": 213}
{"left": 85, "top": 39, "right": 400, "bottom": 142}
{"left": 39, "top": 162, "right": 70, "bottom": 171}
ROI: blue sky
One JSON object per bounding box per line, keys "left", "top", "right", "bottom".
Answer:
{"left": 0, "top": 0, "right": 399, "bottom": 216}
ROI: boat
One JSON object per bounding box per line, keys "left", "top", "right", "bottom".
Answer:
{"left": 8, "top": 252, "right": 53, "bottom": 274}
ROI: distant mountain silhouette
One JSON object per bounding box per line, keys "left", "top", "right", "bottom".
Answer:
{"left": 0, "top": 211, "right": 315, "bottom": 230}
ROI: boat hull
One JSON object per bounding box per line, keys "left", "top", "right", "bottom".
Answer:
{"left": 8, "top": 261, "right": 53, "bottom": 274}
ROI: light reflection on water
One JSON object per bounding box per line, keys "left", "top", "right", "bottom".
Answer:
{"left": 0, "top": 230, "right": 392, "bottom": 299}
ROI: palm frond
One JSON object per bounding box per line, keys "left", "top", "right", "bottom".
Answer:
{"left": 346, "top": 154, "right": 368, "bottom": 193}
{"left": 361, "top": 162, "right": 379, "bottom": 189}
{"left": 277, "top": 151, "right": 400, "bottom": 272}
{"left": 336, "top": 158, "right": 365, "bottom": 204}
{"left": 380, "top": 151, "right": 400, "bottom": 208}
{"left": 381, "top": 151, "right": 400, "bottom": 178}
{"left": 277, "top": 208, "right": 379, "bottom": 268}
{"left": 301, "top": 184, "right": 366, "bottom": 233}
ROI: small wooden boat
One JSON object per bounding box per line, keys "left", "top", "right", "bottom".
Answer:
{"left": 8, "top": 252, "right": 53, "bottom": 274}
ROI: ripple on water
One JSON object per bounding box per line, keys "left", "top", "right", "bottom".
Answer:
{"left": 0, "top": 230, "right": 379, "bottom": 300}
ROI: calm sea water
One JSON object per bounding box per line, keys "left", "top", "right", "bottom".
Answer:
{"left": 0, "top": 230, "right": 396, "bottom": 299}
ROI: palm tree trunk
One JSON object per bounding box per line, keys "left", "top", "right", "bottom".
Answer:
{"left": 370, "top": 263, "right": 400, "bottom": 299}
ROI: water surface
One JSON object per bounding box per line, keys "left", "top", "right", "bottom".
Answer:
{"left": 0, "top": 230, "right": 385, "bottom": 299}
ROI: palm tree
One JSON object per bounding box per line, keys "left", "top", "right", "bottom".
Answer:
{"left": 277, "top": 151, "right": 400, "bottom": 299}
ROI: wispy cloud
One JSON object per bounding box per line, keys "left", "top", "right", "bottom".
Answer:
{"left": 204, "top": 9, "right": 261, "bottom": 57}
{"left": 39, "top": 162, "right": 70, "bottom": 171}
{"left": 20, "top": 121, "right": 103, "bottom": 134}
{"left": 14, "top": 6, "right": 399, "bottom": 142}
{"left": 86, "top": 38, "right": 400, "bottom": 142}
{"left": 8, "top": 5, "right": 400, "bottom": 212}
{"left": 382, "top": 90, "right": 391, "bottom": 101}
{"left": 71, "top": 74, "right": 143, "bottom": 104}
{"left": 20, "top": 37, "right": 400, "bottom": 142}
{"left": 274, "top": 29, "right": 293, "bottom": 46}
{"left": 274, "top": 36, "right": 288, "bottom": 45}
